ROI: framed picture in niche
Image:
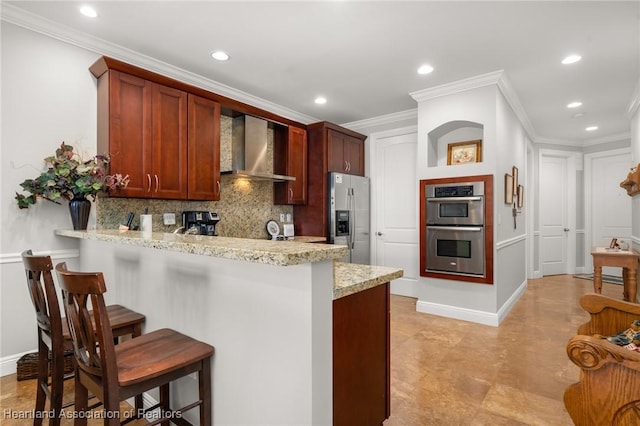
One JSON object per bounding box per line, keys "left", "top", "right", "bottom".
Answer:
{"left": 447, "top": 140, "right": 482, "bottom": 165}
{"left": 505, "top": 174, "right": 513, "bottom": 204}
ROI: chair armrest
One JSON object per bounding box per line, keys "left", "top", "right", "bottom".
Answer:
{"left": 577, "top": 293, "right": 640, "bottom": 336}
{"left": 567, "top": 335, "right": 640, "bottom": 371}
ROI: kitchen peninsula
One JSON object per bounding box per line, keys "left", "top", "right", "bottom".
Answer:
{"left": 56, "top": 229, "right": 403, "bottom": 426}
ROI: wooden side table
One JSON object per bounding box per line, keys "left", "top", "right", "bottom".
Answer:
{"left": 590, "top": 247, "right": 640, "bottom": 303}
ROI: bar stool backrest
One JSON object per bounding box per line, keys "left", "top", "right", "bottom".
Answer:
{"left": 21, "top": 250, "right": 63, "bottom": 348}
{"left": 55, "top": 262, "right": 118, "bottom": 387}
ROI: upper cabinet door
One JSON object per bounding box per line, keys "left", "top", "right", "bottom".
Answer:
{"left": 274, "top": 125, "right": 308, "bottom": 205}
{"left": 151, "top": 83, "right": 188, "bottom": 199}
{"left": 344, "top": 135, "right": 364, "bottom": 176}
{"left": 287, "top": 126, "right": 308, "bottom": 204}
{"left": 327, "top": 129, "right": 347, "bottom": 173}
{"left": 188, "top": 94, "right": 221, "bottom": 201}
{"left": 327, "top": 129, "right": 365, "bottom": 176}
{"left": 106, "top": 70, "right": 153, "bottom": 198}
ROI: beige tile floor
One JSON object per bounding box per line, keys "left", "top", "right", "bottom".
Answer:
{"left": 0, "top": 274, "right": 622, "bottom": 425}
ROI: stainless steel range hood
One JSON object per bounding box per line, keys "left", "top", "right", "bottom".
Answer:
{"left": 221, "top": 115, "right": 295, "bottom": 182}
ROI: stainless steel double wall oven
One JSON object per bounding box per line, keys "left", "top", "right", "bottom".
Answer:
{"left": 425, "top": 181, "right": 486, "bottom": 277}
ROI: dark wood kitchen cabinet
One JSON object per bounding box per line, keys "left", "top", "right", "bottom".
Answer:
{"left": 293, "top": 122, "right": 367, "bottom": 237}
{"left": 188, "top": 94, "right": 221, "bottom": 200}
{"left": 333, "top": 282, "right": 390, "bottom": 425}
{"left": 96, "top": 69, "right": 188, "bottom": 199}
{"left": 274, "top": 125, "right": 307, "bottom": 204}
{"left": 328, "top": 128, "right": 365, "bottom": 176}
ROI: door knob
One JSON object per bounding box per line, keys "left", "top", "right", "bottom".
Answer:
{"left": 376, "top": 232, "right": 383, "bottom": 236}
{"left": 564, "top": 228, "right": 570, "bottom": 232}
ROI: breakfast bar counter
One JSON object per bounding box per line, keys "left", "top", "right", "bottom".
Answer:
{"left": 55, "top": 230, "right": 402, "bottom": 299}
{"left": 56, "top": 229, "right": 402, "bottom": 425}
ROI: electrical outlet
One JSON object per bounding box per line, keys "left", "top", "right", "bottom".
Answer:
{"left": 163, "top": 213, "right": 176, "bottom": 225}
{"left": 280, "top": 213, "right": 285, "bottom": 222}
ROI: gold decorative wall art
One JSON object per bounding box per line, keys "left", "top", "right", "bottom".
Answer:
{"left": 447, "top": 140, "right": 482, "bottom": 165}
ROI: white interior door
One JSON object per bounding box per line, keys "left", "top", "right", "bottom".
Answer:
{"left": 372, "top": 129, "right": 418, "bottom": 297}
{"left": 540, "top": 154, "right": 572, "bottom": 275}
{"left": 586, "top": 149, "right": 632, "bottom": 276}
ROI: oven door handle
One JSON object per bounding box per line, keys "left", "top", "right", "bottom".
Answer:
{"left": 427, "top": 226, "right": 483, "bottom": 232}
{"left": 426, "top": 196, "right": 483, "bottom": 202}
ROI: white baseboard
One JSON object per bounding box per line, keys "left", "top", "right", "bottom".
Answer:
{"left": 0, "top": 350, "right": 36, "bottom": 377}
{"left": 416, "top": 279, "right": 527, "bottom": 327}
{"left": 497, "top": 280, "right": 528, "bottom": 324}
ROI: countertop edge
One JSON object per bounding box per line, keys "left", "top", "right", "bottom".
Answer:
{"left": 55, "top": 229, "right": 347, "bottom": 267}
{"left": 333, "top": 262, "right": 404, "bottom": 299}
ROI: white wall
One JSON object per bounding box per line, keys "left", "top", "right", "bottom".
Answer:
{"left": 495, "top": 89, "right": 527, "bottom": 309}
{"left": 0, "top": 23, "right": 101, "bottom": 368}
{"left": 409, "top": 78, "right": 528, "bottom": 325}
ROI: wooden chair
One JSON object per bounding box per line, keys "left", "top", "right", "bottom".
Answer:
{"left": 55, "top": 262, "right": 214, "bottom": 426}
{"left": 565, "top": 293, "right": 640, "bottom": 425}
{"left": 21, "top": 250, "right": 146, "bottom": 426}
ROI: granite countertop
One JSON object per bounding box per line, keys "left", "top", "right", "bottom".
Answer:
{"left": 55, "top": 230, "right": 403, "bottom": 298}
{"left": 333, "top": 262, "right": 404, "bottom": 299}
{"left": 56, "top": 229, "right": 346, "bottom": 267}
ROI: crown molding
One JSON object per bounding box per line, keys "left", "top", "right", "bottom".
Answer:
{"left": 581, "top": 132, "right": 631, "bottom": 147}
{"left": 341, "top": 109, "right": 418, "bottom": 132}
{"left": 409, "top": 70, "right": 505, "bottom": 103}
{"left": 409, "top": 70, "right": 540, "bottom": 143}
{"left": 1, "top": 3, "right": 318, "bottom": 125}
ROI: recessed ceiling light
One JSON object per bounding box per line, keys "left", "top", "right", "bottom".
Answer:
{"left": 572, "top": 112, "right": 585, "bottom": 119}
{"left": 585, "top": 126, "right": 598, "bottom": 131}
{"left": 210, "top": 51, "right": 230, "bottom": 61}
{"left": 314, "top": 97, "right": 327, "bottom": 105}
{"left": 562, "top": 54, "right": 582, "bottom": 65}
{"left": 417, "top": 64, "right": 434, "bottom": 75}
{"left": 567, "top": 101, "right": 582, "bottom": 108}
{"left": 79, "top": 5, "right": 98, "bottom": 18}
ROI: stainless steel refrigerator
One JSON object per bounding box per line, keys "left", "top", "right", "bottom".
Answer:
{"left": 328, "top": 172, "right": 370, "bottom": 264}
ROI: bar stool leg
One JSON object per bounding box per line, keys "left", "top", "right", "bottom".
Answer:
{"left": 74, "top": 370, "right": 89, "bottom": 426}
{"left": 158, "top": 383, "right": 170, "bottom": 426}
{"left": 35, "top": 339, "right": 48, "bottom": 426}
{"left": 50, "top": 345, "right": 65, "bottom": 426}
{"left": 199, "top": 358, "right": 212, "bottom": 426}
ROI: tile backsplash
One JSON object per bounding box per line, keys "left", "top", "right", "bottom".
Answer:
{"left": 96, "top": 115, "right": 293, "bottom": 240}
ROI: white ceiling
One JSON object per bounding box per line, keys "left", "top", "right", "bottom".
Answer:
{"left": 3, "top": 1, "right": 639, "bottom": 145}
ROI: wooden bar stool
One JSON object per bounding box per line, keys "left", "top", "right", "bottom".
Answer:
{"left": 55, "top": 262, "right": 214, "bottom": 426}
{"left": 21, "top": 250, "right": 146, "bottom": 426}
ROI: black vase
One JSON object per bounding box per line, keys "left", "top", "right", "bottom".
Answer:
{"left": 68, "top": 198, "right": 91, "bottom": 230}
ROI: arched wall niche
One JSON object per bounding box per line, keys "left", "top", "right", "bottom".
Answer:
{"left": 427, "top": 120, "right": 484, "bottom": 167}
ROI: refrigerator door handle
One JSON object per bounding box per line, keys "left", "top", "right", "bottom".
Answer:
{"left": 350, "top": 187, "right": 355, "bottom": 249}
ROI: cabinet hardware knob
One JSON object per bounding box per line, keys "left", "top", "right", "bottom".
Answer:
{"left": 147, "top": 174, "right": 151, "bottom": 192}
{"left": 154, "top": 175, "right": 159, "bottom": 192}
{"left": 216, "top": 180, "right": 221, "bottom": 195}
{"left": 289, "top": 187, "right": 293, "bottom": 201}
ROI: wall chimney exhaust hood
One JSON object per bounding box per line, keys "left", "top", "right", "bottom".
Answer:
{"left": 221, "top": 115, "right": 295, "bottom": 182}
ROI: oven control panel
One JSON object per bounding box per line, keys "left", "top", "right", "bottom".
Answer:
{"left": 434, "top": 185, "right": 474, "bottom": 198}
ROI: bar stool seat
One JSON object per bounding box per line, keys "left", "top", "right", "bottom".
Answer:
{"left": 21, "top": 250, "right": 146, "bottom": 426}
{"left": 55, "top": 262, "right": 214, "bottom": 425}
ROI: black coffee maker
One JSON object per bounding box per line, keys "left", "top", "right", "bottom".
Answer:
{"left": 182, "top": 211, "right": 220, "bottom": 236}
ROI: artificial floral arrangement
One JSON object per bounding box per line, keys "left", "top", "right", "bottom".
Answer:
{"left": 15, "top": 142, "right": 129, "bottom": 209}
